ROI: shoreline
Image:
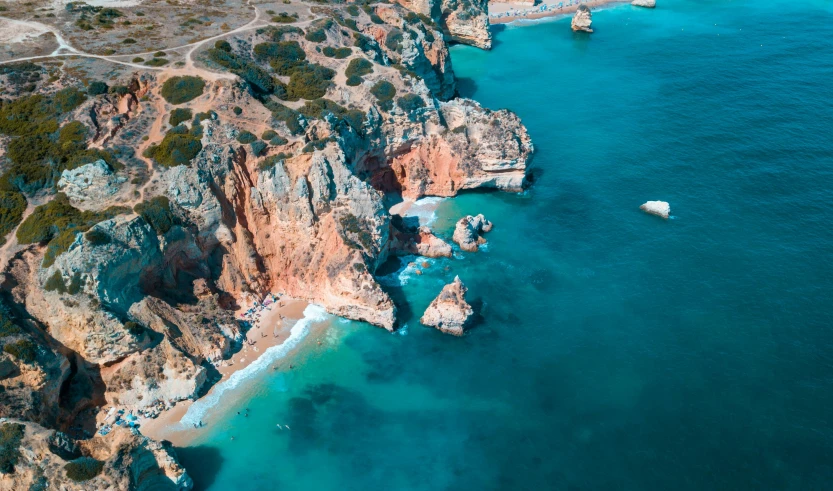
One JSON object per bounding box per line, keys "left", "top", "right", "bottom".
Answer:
{"left": 136, "top": 297, "right": 322, "bottom": 446}
{"left": 489, "top": 0, "right": 629, "bottom": 25}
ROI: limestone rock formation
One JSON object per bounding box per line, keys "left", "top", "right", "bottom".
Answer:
{"left": 420, "top": 276, "right": 473, "bottom": 335}
{"left": 0, "top": 419, "right": 192, "bottom": 490}
{"left": 453, "top": 214, "right": 493, "bottom": 252}
{"left": 572, "top": 5, "right": 593, "bottom": 32}
{"left": 57, "top": 160, "right": 126, "bottom": 204}
{"left": 392, "top": 226, "right": 453, "bottom": 258}
{"left": 640, "top": 200, "right": 671, "bottom": 219}
{"left": 393, "top": 0, "right": 492, "bottom": 49}
{"left": 632, "top": 0, "right": 656, "bottom": 7}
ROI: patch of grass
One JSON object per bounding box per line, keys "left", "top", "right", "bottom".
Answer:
{"left": 345, "top": 58, "right": 372, "bottom": 78}
{"left": 64, "top": 457, "right": 104, "bottom": 482}
{"left": 285, "top": 64, "right": 335, "bottom": 101}
{"left": 271, "top": 12, "right": 297, "bottom": 23}
{"left": 160, "top": 76, "right": 205, "bottom": 105}
{"left": 143, "top": 126, "right": 202, "bottom": 168}
{"left": 3, "top": 339, "right": 37, "bottom": 364}
{"left": 144, "top": 58, "right": 168, "bottom": 67}
{"left": 134, "top": 196, "right": 176, "bottom": 235}
{"left": 0, "top": 422, "right": 25, "bottom": 474}
{"left": 168, "top": 108, "right": 192, "bottom": 127}
{"left": 16, "top": 194, "right": 129, "bottom": 267}
{"left": 0, "top": 191, "right": 27, "bottom": 245}
{"left": 258, "top": 152, "right": 292, "bottom": 171}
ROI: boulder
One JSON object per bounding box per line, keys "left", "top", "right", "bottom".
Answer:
{"left": 640, "top": 200, "right": 671, "bottom": 219}
{"left": 420, "top": 276, "right": 473, "bottom": 336}
{"left": 57, "top": 159, "right": 126, "bottom": 203}
{"left": 453, "top": 214, "right": 493, "bottom": 252}
{"left": 572, "top": 5, "right": 593, "bottom": 32}
{"left": 632, "top": 0, "right": 656, "bottom": 7}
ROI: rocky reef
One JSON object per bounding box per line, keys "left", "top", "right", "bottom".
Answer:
{"left": 453, "top": 214, "right": 493, "bottom": 252}
{"left": 572, "top": 5, "right": 594, "bottom": 32}
{"left": 632, "top": 0, "right": 657, "bottom": 8}
{"left": 420, "top": 276, "right": 473, "bottom": 335}
{"left": 640, "top": 200, "right": 671, "bottom": 219}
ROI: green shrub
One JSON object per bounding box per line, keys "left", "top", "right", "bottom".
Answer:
{"left": 250, "top": 140, "right": 267, "bottom": 157}
{"left": 286, "top": 64, "right": 335, "bottom": 101}
{"left": 87, "top": 81, "right": 108, "bottom": 95}
{"left": 144, "top": 58, "right": 168, "bottom": 67}
{"left": 154, "top": 51, "right": 167, "bottom": 57}
{"left": 269, "top": 103, "right": 303, "bottom": 135}
{"left": 346, "top": 4, "right": 359, "bottom": 16}
{"left": 261, "top": 129, "right": 277, "bottom": 140}
{"left": 65, "top": 457, "right": 104, "bottom": 482}
{"left": 0, "top": 423, "right": 25, "bottom": 474}
{"left": 254, "top": 41, "right": 306, "bottom": 76}
{"left": 322, "top": 46, "right": 351, "bottom": 59}
{"left": 122, "top": 38, "right": 136, "bottom": 44}
{"left": 370, "top": 13, "right": 383, "bottom": 24}
{"left": 298, "top": 98, "right": 364, "bottom": 133}
{"left": 271, "top": 12, "right": 297, "bottom": 23}
{"left": 160, "top": 76, "right": 205, "bottom": 104}
{"left": 132, "top": 57, "right": 144, "bottom": 63}
{"left": 370, "top": 80, "right": 396, "bottom": 109}
{"left": 168, "top": 108, "right": 192, "bottom": 127}
{"left": 236, "top": 130, "right": 257, "bottom": 144}
{"left": 233, "top": 106, "right": 243, "bottom": 116}
{"left": 145, "top": 128, "right": 202, "bottom": 168}
{"left": 109, "top": 85, "right": 129, "bottom": 96}
{"left": 270, "top": 135, "right": 288, "bottom": 145}
{"left": 385, "top": 28, "right": 404, "bottom": 52}
{"left": 84, "top": 228, "right": 110, "bottom": 245}
{"left": 215, "top": 40, "right": 232, "bottom": 51}
{"left": 44, "top": 270, "right": 67, "bottom": 293}
{"left": 16, "top": 194, "right": 128, "bottom": 267}
{"left": 345, "top": 58, "right": 372, "bottom": 78}
{"left": 3, "top": 339, "right": 37, "bottom": 364}
{"left": 346, "top": 75, "right": 363, "bottom": 86}
{"left": 353, "top": 34, "right": 382, "bottom": 59}
{"left": 124, "top": 321, "right": 144, "bottom": 336}
{"left": 0, "top": 299, "right": 21, "bottom": 337}
{"left": 259, "top": 152, "right": 292, "bottom": 171}
{"left": 193, "top": 111, "right": 215, "bottom": 124}
{"left": 305, "top": 28, "right": 326, "bottom": 43}
{"left": 134, "top": 196, "right": 176, "bottom": 235}
{"left": 263, "top": 25, "right": 304, "bottom": 41}
{"left": 397, "top": 93, "right": 425, "bottom": 113}
{"left": 0, "top": 191, "right": 26, "bottom": 244}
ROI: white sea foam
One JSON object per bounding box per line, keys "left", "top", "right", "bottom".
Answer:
{"left": 179, "top": 304, "right": 329, "bottom": 427}
{"left": 378, "top": 256, "right": 436, "bottom": 287}
{"left": 406, "top": 197, "right": 446, "bottom": 226}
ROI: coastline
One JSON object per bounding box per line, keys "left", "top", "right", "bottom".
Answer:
{"left": 489, "top": 0, "right": 628, "bottom": 25}
{"left": 137, "top": 298, "right": 326, "bottom": 446}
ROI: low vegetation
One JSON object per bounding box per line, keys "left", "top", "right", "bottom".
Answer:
{"left": 134, "top": 196, "right": 176, "bottom": 235}
{"left": 65, "top": 457, "right": 104, "bottom": 482}
{"left": 397, "top": 93, "right": 426, "bottom": 113}
{"left": 0, "top": 191, "right": 27, "bottom": 246}
{"left": 345, "top": 58, "right": 373, "bottom": 78}
{"left": 370, "top": 80, "right": 397, "bottom": 110}
{"left": 322, "top": 47, "right": 352, "bottom": 59}
{"left": 143, "top": 125, "right": 203, "bottom": 168}
{"left": 0, "top": 422, "right": 25, "bottom": 474}
{"left": 168, "top": 108, "right": 193, "bottom": 127}
{"left": 3, "top": 339, "right": 37, "bottom": 364}
{"left": 16, "top": 194, "right": 129, "bottom": 267}
{"left": 160, "top": 76, "right": 205, "bottom": 105}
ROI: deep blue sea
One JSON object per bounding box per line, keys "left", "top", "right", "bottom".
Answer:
{"left": 177, "top": 1, "right": 833, "bottom": 488}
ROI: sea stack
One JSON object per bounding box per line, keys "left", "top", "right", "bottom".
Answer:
{"left": 631, "top": 0, "right": 656, "bottom": 7}
{"left": 420, "top": 276, "right": 474, "bottom": 336}
{"left": 453, "top": 214, "right": 493, "bottom": 252}
{"left": 571, "top": 5, "right": 593, "bottom": 32}
{"left": 640, "top": 201, "right": 671, "bottom": 219}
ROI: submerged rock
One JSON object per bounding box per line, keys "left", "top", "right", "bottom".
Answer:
{"left": 572, "top": 5, "right": 593, "bottom": 32}
{"left": 632, "top": 0, "right": 656, "bottom": 7}
{"left": 640, "top": 200, "right": 671, "bottom": 219}
{"left": 420, "top": 276, "right": 473, "bottom": 336}
{"left": 453, "top": 214, "right": 493, "bottom": 252}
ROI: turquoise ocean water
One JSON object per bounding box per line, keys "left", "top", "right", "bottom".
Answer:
{"left": 177, "top": 1, "right": 833, "bottom": 488}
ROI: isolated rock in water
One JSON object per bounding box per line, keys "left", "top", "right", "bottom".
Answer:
{"left": 453, "top": 214, "right": 493, "bottom": 252}
{"left": 572, "top": 5, "right": 593, "bottom": 32}
{"left": 392, "top": 225, "right": 453, "bottom": 258}
{"left": 640, "top": 200, "right": 671, "bottom": 219}
{"left": 632, "top": 0, "right": 656, "bottom": 7}
{"left": 57, "top": 159, "right": 125, "bottom": 203}
{"left": 421, "top": 276, "right": 474, "bottom": 336}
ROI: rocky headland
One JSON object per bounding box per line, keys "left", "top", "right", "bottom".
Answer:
{"left": 572, "top": 5, "right": 594, "bottom": 33}
{"left": 0, "top": 0, "right": 532, "bottom": 487}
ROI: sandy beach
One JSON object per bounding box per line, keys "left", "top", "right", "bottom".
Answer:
{"left": 133, "top": 296, "right": 314, "bottom": 445}
{"left": 489, "top": 0, "right": 628, "bottom": 25}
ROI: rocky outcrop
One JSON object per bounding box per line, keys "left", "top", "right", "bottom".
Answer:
{"left": 391, "top": 225, "right": 453, "bottom": 258}
{"left": 572, "top": 5, "right": 593, "bottom": 32}
{"left": 631, "top": 0, "right": 656, "bottom": 7}
{"left": 640, "top": 200, "right": 670, "bottom": 219}
{"left": 0, "top": 419, "right": 192, "bottom": 490}
{"left": 453, "top": 214, "right": 493, "bottom": 252}
{"left": 420, "top": 276, "right": 473, "bottom": 335}
{"left": 57, "top": 160, "right": 126, "bottom": 205}
{"left": 392, "top": 0, "right": 492, "bottom": 50}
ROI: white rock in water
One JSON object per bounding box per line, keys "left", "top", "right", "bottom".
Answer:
{"left": 632, "top": 0, "right": 656, "bottom": 7}
{"left": 640, "top": 201, "right": 671, "bottom": 219}
{"left": 571, "top": 5, "right": 593, "bottom": 32}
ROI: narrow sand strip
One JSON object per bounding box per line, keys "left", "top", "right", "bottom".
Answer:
{"left": 489, "top": 0, "right": 627, "bottom": 25}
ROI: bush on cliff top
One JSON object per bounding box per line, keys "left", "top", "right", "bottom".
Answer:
{"left": 134, "top": 196, "right": 176, "bottom": 235}
{"left": 0, "top": 422, "right": 25, "bottom": 474}
{"left": 160, "top": 76, "right": 205, "bottom": 105}
{"left": 285, "top": 63, "right": 335, "bottom": 101}
{"left": 322, "top": 46, "right": 351, "bottom": 59}
{"left": 370, "top": 80, "right": 396, "bottom": 110}
{"left": 3, "top": 339, "right": 37, "bottom": 364}
{"left": 16, "top": 194, "right": 129, "bottom": 267}
{"left": 0, "top": 191, "right": 27, "bottom": 246}
{"left": 144, "top": 126, "right": 202, "bottom": 168}
{"left": 168, "top": 108, "right": 193, "bottom": 127}
{"left": 397, "top": 93, "right": 425, "bottom": 113}
{"left": 65, "top": 457, "right": 104, "bottom": 482}
{"left": 344, "top": 58, "right": 372, "bottom": 78}
{"left": 236, "top": 130, "right": 257, "bottom": 144}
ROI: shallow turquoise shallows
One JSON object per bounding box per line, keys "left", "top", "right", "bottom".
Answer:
{"left": 178, "top": 1, "right": 833, "bottom": 488}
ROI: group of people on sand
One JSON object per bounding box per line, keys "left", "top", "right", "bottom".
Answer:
{"left": 490, "top": 0, "right": 589, "bottom": 20}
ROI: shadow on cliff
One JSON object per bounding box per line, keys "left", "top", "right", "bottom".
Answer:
{"left": 175, "top": 445, "right": 224, "bottom": 490}
{"left": 374, "top": 256, "right": 416, "bottom": 327}
{"left": 456, "top": 77, "right": 479, "bottom": 99}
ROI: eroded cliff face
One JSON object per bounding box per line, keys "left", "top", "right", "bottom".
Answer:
{"left": 0, "top": 1, "right": 529, "bottom": 486}
{"left": 393, "top": 0, "right": 492, "bottom": 49}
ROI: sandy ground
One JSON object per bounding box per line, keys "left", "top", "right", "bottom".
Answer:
{"left": 134, "top": 297, "right": 310, "bottom": 444}
{"left": 489, "top": 0, "right": 627, "bottom": 24}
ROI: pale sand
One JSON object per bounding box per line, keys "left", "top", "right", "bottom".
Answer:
{"left": 489, "top": 0, "right": 628, "bottom": 25}
{"left": 139, "top": 297, "right": 310, "bottom": 445}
